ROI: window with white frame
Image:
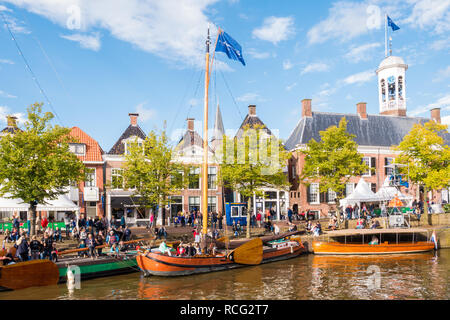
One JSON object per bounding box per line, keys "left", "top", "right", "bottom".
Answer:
{"left": 188, "top": 196, "right": 200, "bottom": 212}
{"left": 208, "top": 196, "right": 217, "bottom": 213}
{"left": 69, "top": 143, "right": 85, "bottom": 156}
{"left": 85, "top": 168, "right": 96, "bottom": 187}
{"left": 111, "top": 168, "right": 124, "bottom": 189}
{"left": 328, "top": 189, "right": 336, "bottom": 203}
{"left": 188, "top": 167, "right": 200, "bottom": 189}
{"left": 362, "top": 157, "right": 371, "bottom": 176}
{"left": 385, "top": 157, "right": 394, "bottom": 176}
{"left": 208, "top": 166, "right": 217, "bottom": 190}
{"left": 309, "top": 183, "right": 320, "bottom": 204}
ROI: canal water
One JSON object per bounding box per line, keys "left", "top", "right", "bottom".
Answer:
{"left": 1, "top": 249, "right": 449, "bottom": 300}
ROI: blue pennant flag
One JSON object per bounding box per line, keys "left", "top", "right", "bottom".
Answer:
{"left": 387, "top": 16, "right": 400, "bottom": 31}
{"left": 215, "top": 30, "right": 246, "bottom": 66}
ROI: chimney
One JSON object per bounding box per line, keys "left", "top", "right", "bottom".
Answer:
{"left": 129, "top": 113, "right": 139, "bottom": 126}
{"left": 187, "top": 118, "right": 195, "bottom": 131}
{"left": 301, "top": 99, "right": 312, "bottom": 118}
{"left": 357, "top": 102, "right": 368, "bottom": 119}
{"left": 6, "top": 115, "right": 18, "bottom": 128}
{"left": 248, "top": 105, "right": 256, "bottom": 116}
{"left": 431, "top": 108, "right": 441, "bottom": 123}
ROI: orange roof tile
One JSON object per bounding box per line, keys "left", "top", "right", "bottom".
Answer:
{"left": 69, "top": 127, "right": 104, "bottom": 162}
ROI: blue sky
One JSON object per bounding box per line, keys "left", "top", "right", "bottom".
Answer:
{"left": 0, "top": 0, "right": 449, "bottom": 151}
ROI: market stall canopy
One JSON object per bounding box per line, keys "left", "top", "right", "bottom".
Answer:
{"left": 339, "top": 178, "right": 378, "bottom": 207}
{"left": 0, "top": 192, "right": 79, "bottom": 212}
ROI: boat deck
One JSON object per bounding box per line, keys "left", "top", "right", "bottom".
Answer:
{"left": 324, "top": 228, "right": 431, "bottom": 237}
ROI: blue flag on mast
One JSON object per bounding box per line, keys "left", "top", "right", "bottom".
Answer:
{"left": 215, "top": 30, "right": 246, "bottom": 66}
{"left": 387, "top": 16, "right": 400, "bottom": 31}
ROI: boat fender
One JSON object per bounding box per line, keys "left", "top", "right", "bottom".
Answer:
{"left": 290, "top": 246, "right": 293, "bottom": 254}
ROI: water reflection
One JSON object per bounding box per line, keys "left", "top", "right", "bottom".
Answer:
{"left": 1, "top": 250, "right": 448, "bottom": 300}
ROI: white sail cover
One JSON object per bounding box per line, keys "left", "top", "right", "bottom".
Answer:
{"left": 339, "top": 178, "right": 378, "bottom": 207}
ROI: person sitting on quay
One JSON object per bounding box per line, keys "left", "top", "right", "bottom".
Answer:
{"left": 157, "top": 226, "right": 167, "bottom": 240}
{"left": 106, "top": 230, "right": 119, "bottom": 246}
{"left": 79, "top": 227, "right": 87, "bottom": 243}
{"left": 273, "top": 223, "right": 280, "bottom": 235}
{"left": 29, "top": 235, "right": 43, "bottom": 260}
{"left": 53, "top": 227, "right": 63, "bottom": 243}
{"left": 110, "top": 242, "right": 120, "bottom": 258}
{"left": 50, "top": 242, "right": 59, "bottom": 262}
{"left": 287, "top": 221, "right": 298, "bottom": 232}
{"left": 10, "top": 227, "right": 19, "bottom": 242}
{"left": 15, "top": 235, "right": 29, "bottom": 262}
{"left": 3, "top": 229, "right": 12, "bottom": 244}
{"left": 86, "top": 233, "right": 98, "bottom": 260}
{"left": 312, "top": 222, "right": 322, "bottom": 237}
{"left": 356, "top": 218, "right": 365, "bottom": 229}
{"left": 41, "top": 233, "right": 53, "bottom": 260}
{"left": 327, "top": 217, "right": 338, "bottom": 231}
{"left": 370, "top": 219, "right": 380, "bottom": 229}
{"left": 123, "top": 226, "right": 132, "bottom": 242}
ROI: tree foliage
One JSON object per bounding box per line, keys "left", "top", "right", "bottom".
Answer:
{"left": 0, "top": 103, "right": 85, "bottom": 235}
{"left": 122, "top": 129, "right": 185, "bottom": 224}
{"left": 300, "top": 118, "right": 367, "bottom": 200}
{"left": 218, "top": 124, "right": 290, "bottom": 237}
{"left": 394, "top": 121, "right": 450, "bottom": 210}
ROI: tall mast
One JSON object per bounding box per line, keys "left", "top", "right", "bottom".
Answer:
{"left": 202, "top": 26, "right": 211, "bottom": 236}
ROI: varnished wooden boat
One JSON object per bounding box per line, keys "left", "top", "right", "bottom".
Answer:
{"left": 137, "top": 237, "right": 306, "bottom": 277}
{"left": 0, "top": 259, "right": 59, "bottom": 291}
{"left": 312, "top": 240, "right": 435, "bottom": 255}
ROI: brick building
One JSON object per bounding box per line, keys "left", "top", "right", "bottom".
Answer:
{"left": 68, "top": 126, "right": 105, "bottom": 219}
{"left": 285, "top": 55, "right": 450, "bottom": 219}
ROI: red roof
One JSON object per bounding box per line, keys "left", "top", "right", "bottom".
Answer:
{"left": 69, "top": 127, "right": 104, "bottom": 162}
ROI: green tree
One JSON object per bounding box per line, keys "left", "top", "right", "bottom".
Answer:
{"left": 300, "top": 118, "right": 368, "bottom": 221}
{"left": 122, "top": 129, "right": 185, "bottom": 226}
{"left": 0, "top": 103, "right": 85, "bottom": 236}
{"left": 394, "top": 120, "right": 450, "bottom": 215}
{"left": 218, "top": 124, "right": 290, "bottom": 238}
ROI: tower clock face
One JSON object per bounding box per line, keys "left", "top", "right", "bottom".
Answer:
{"left": 387, "top": 76, "right": 395, "bottom": 84}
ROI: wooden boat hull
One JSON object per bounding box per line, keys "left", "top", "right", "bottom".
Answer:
{"left": 0, "top": 260, "right": 59, "bottom": 291}
{"left": 57, "top": 254, "right": 138, "bottom": 283}
{"left": 137, "top": 241, "right": 305, "bottom": 277}
{"left": 312, "top": 241, "right": 435, "bottom": 255}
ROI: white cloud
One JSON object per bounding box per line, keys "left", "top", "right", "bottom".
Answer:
{"left": 60, "top": 33, "right": 101, "bottom": 51}
{"left": 344, "top": 42, "right": 381, "bottom": 63}
{"left": 188, "top": 98, "right": 200, "bottom": 107}
{"left": 409, "top": 93, "right": 450, "bottom": 116}
{"left": 442, "top": 115, "right": 450, "bottom": 126}
{"left": 285, "top": 82, "right": 297, "bottom": 91}
{"left": 341, "top": 69, "right": 375, "bottom": 86}
{"left": 307, "top": 2, "right": 371, "bottom": 44}
{"left": 252, "top": 16, "right": 295, "bottom": 44}
{"left": 434, "top": 66, "right": 450, "bottom": 82}
{"left": 1, "top": 12, "right": 31, "bottom": 34}
{"left": 247, "top": 48, "right": 271, "bottom": 59}
{"left": 301, "top": 62, "right": 330, "bottom": 75}
{"left": 0, "top": 90, "right": 17, "bottom": 98}
{"left": 430, "top": 37, "right": 450, "bottom": 51}
{"left": 236, "top": 92, "right": 265, "bottom": 103}
{"left": 2, "top": 0, "right": 219, "bottom": 68}
{"left": 403, "top": 0, "right": 450, "bottom": 34}
{"left": 0, "top": 59, "right": 14, "bottom": 64}
{"left": 283, "top": 60, "right": 294, "bottom": 70}
{"left": 307, "top": 0, "right": 450, "bottom": 45}
{"left": 135, "top": 102, "right": 156, "bottom": 122}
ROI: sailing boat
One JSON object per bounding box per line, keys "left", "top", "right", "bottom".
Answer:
{"left": 136, "top": 27, "right": 305, "bottom": 277}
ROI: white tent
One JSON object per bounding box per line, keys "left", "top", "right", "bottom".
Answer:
{"left": 0, "top": 193, "right": 79, "bottom": 212}
{"left": 339, "top": 178, "right": 378, "bottom": 207}
{"left": 375, "top": 177, "right": 413, "bottom": 204}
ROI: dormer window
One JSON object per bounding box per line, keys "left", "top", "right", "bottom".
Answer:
{"left": 69, "top": 143, "right": 85, "bottom": 156}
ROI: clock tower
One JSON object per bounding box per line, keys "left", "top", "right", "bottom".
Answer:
{"left": 376, "top": 55, "right": 408, "bottom": 116}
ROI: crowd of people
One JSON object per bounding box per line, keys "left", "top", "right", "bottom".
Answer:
{"left": 1, "top": 213, "right": 134, "bottom": 265}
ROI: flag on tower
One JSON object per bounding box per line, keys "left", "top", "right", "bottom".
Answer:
{"left": 387, "top": 16, "right": 400, "bottom": 31}
{"left": 215, "top": 29, "right": 246, "bottom": 66}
